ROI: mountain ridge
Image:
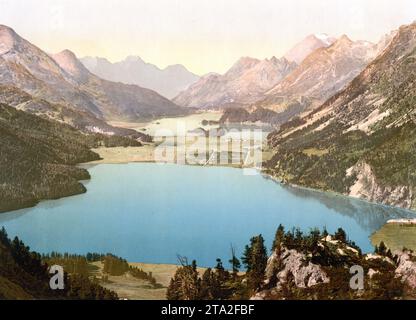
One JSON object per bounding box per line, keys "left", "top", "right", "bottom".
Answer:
{"left": 0, "top": 25, "right": 186, "bottom": 123}
{"left": 81, "top": 55, "right": 200, "bottom": 99}
{"left": 173, "top": 56, "right": 297, "bottom": 109}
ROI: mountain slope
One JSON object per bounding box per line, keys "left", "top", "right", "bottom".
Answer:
{"left": 265, "top": 22, "right": 416, "bottom": 210}
{"left": 173, "top": 56, "right": 296, "bottom": 109}
{"left": 81, "top": 56, "right": 200, "bottom": 99}
{"left": 0, "top": 228, "right": 117, "bottom": 299}
{"left": 284, "top": 33, "right": 336, "bottom": 64}
{"left": 0, "top": 25, "right": 186, "bottom": 122}
{"left": 0, "top": 84, "right": 151, "bottom": 141}
{"left": 259, "top": 35, "right": 382, "bottom": 113}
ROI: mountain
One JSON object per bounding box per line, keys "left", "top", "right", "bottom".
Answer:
{"left": 173, "top": 33, "right": 387, "bottom": 124}
{"left": 0, "top": 25, "right": 186, "bottom": 123}
{"left": 81, "top": 56, "right": 200, "bottom": 99}
{"left": 265, "top": 22, "right": 416, "bottom": 210}
{"left": 173, "top": 56, "right": 297, "bottom": 109}
{"left": 0, "top": 83, "right": 151, "bottom": 141}
{"left": 259, "top": 35, "right": 382, "bottom": 114}
{"left": 51, "top": 49, "right": 186, "bottom": 120}
{"left": 284, "top": 33, "right": 336, "bottom": 64}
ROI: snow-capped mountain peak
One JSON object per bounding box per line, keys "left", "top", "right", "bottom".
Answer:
{"left": 314, "top": 33, "right": 334, "bottom": 46}
{"left": 284, "top": 33, "right": 336, "bottom": 64}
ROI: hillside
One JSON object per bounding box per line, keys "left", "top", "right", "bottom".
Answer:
{"left": 0, "top": 228, "right": 117, "bottom": 299}
{"left": 265, "top": 22, "right": 416, "bottom": 209}
{"left": 0, "top": 103, "right": 141, "bottom": 212}
{"left": 0, "top": 84, "right": 151, "bottom": 142}
{"left": 81, "top": 55, "right": 199, "bottom": 99}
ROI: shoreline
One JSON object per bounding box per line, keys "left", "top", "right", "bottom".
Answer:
{"left": 262, "top": 170, "right": 416, "bottom": 215}
{"left": 3, "top": 142, "right": 416, "bottom": 255}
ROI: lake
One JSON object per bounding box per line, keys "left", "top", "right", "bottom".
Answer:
{"left": 0, "top": 163, "right": 414, "bottom": 267}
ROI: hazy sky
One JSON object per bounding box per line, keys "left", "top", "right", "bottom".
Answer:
{"left": 0, "top": 0, "right": 415, "bottom": 75}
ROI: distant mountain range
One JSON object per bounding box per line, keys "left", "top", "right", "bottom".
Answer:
{"left": 0, "top": 25, "right": 187, "bottom": 130}
{"left": 173, "top": 56, "right": 297, "bottom": 109}
{"left": 81, "top": 56, "right": 200, "bottom": 99}
{"left": 265, "top": 21, "right": 416, "bottom": 210}
{"left": 258, "top": 34, "right": 390, "bottom": 112}
{"left": 174, "top": 32, "right": 395, "bottom": 125}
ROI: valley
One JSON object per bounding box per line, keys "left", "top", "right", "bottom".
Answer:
{"left": 1, "top": 12, "right": 416, "bottom": 301}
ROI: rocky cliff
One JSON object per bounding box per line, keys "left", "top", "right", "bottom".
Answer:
{"left": 253, "top": 232, "right": 416, "bottom": 300}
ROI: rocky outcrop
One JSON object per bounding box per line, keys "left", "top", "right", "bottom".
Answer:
{"left": 265, "top": 248, "right": 330, "bottom": 288}
{"left": 250, "top": 231, "right": 416, "bottom": 300}
{"left": 347, "top": 162, "right": 413, "bottom": 209}
{"left": 395, "top": 250, "right": 416, "bottom": 290}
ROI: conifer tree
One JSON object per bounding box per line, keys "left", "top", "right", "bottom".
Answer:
{"left": 272, "top": 224, "right": 285, "bottom": 252}
{"left": 242, "top": 235, "right": 268, "bottom": 292}
{"left": 229, "top": 245, "right": 241, "bottom": 277}
{"left": 334, "top": 228, "right": 347, "bottom": 242}
{"left": 166, "top": 260, "right": 200, "bottom": 300}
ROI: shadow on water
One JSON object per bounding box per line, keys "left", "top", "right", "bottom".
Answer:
{"left": 0, "top": 209, "right": 31, "bottom": 225}
{"left": 273, "top": 180, "right": 416, "bottom": 233}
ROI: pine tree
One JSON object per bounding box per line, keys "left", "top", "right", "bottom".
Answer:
{"left": 242, "top": 244, "right": 252, "bottom": 272}
{"left": 272, "top": 224, "right": 285, "bottom": 252}
{"left": 334, "top": 228, "right": 347, "bottom": 242}
{"left": 322, "top": 227, "right": 329, "bottom": 238}
{"left": 242, "top": 235, "right": 268, "bottom": 292}
{"left": 377, "top": 241, "right": 388, "bottom": 256}
{"left": 229, "top": 245, "right": 241, "bottom": 277}
{"left": 199, "top": 268, "right": 215, "bottom": 300}
{"left": 166, "top": 260, "right": 200, "bottom": 300}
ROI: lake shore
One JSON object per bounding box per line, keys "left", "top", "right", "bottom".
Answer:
{"left": 371, "top": 223, "right": 416, "bottom": 252}
{"left": 89, "top": 145, "right": 157, "bottom": 164}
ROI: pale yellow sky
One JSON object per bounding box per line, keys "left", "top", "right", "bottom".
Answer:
{"left": 0, "top": 0, "right": 415, "bottom": 75}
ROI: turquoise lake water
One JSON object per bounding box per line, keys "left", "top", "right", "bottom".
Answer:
{"left": 0, "top": 163, "right": 414, "bottom": 267}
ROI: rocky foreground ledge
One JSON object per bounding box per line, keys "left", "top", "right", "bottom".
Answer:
{"left": 253, "top": 232, "right": 416, "bottom": 300}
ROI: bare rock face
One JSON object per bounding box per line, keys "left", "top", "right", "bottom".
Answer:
{"left": 395, "top": 250, "right": 416, "bottom": 290}
{"left": 266, "top": 248, "right": 330, "bottom": 289}
{"left": 347, "top": 162, "right": 413, "bottom": 209}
